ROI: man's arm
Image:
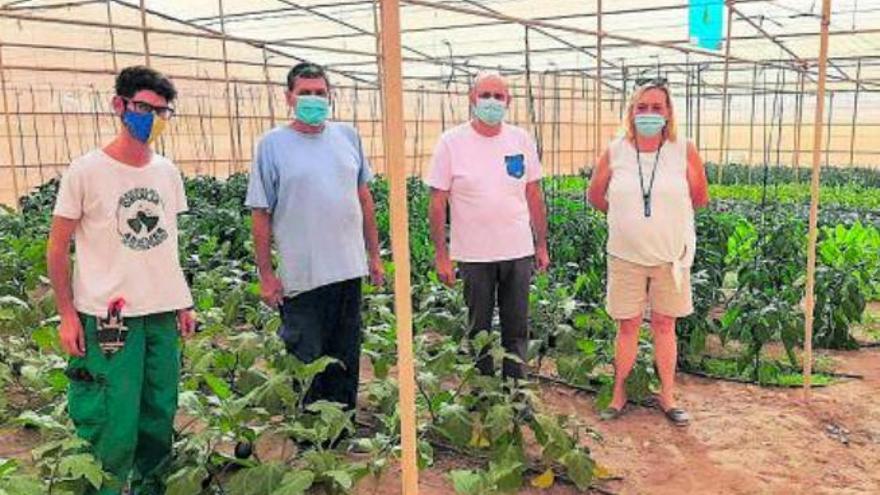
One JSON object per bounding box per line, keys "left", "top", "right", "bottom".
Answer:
{"left": 358, "top": 184, "right": 384, "bottom": 286}
{"left": 47, "top": 216, "right": 83, "bottom": 356}
{"left": 526, "top": 181, "right": 550, "bottom": 272}
{"left": 251, "top": 209, "right": 283, "bottom": 306}
{"left": 429, "top": 188, "right": 455, "bottom": 287}
{"left": 686, "top": 142, "right": 710, "bottom": 209}
{"left": 587, "top": 150, "right": 612, "bottom": 213}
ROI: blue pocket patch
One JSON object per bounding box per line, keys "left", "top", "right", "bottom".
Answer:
{"left": 505, "top": 154, "right": 525, "bottom": 179}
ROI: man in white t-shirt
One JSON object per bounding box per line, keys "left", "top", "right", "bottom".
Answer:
{"left": 47, "top": 66, "right": 196, "bottom": 495}
{"left": 427, "top": 71, "right": 549, "bottom": 380}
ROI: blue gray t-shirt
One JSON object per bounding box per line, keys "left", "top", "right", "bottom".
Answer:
{"left": 245, "top": 122, "right": 373, "bottom": 295}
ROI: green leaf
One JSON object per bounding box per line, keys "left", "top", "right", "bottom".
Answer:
{"left": 0, "top": 477, "right": 43, "bottom": 495}
{"left": 271, "top": 471, "right": 315, "bottom": 495}
{"left": 165, "top": 466, "right": 208, "bottom": 495}
{"left": 561, "top": 449, "right": 595, "bottom": 490}
{"left": 324, "top": 470, "right": 353, "bottom": 490}
{"left": 57, "top": 453, "right": 104, "bottom": 489}
{"left": 226, "top": 463, "right": 286, "bottom": 495}
{"left": 203, "top": 373, "right": 231, "bottom": 400}
{"left": 450, "top": 470, "right": 486, "bottom": 495}
{"left": 435, "top": 403, "right": 473, "bottom": 447}
{"left": 0, "top": 459, "right": 19, "bottom": 478}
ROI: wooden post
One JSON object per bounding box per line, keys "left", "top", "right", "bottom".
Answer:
{"left": 594, "top": 0, "right": 603, "bottom": 161}
{"left": 377, "top": 1, "right": 418, "bottom": 492}
{"left": 803, "top": 0, "right": 832, "bottom": 402}
{"left": 0, "top": 44, "right": 21, "bottom": 210}
{"left": 718, "top": 0, "right": 734, "bottom": 181}
{"left": 106, "top": 0, "right": 118, "bottom": 72}
{"left": 218, "top": 0, "right": 237, "bottom": 176}
{"left": 139, "top": 0, "right": 150, "bottom": 67}
{"left": 849, "top": 58, "right": 861, "bottom": 167}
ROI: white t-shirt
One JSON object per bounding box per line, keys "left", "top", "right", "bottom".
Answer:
{"left": 53, "top": 149, "right": 193, "bottom": 317}
{"left": 606, "top": 137, "right": 696, "bottom": 288}
{"left": 426, "top": 123, "right": 542, "bottom": 262}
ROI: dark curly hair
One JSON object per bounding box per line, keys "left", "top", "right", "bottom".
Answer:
{"left": 115, "top": 65, "right": 177, "bottom": 102}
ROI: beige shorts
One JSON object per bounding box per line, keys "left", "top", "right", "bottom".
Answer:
{"left": 605, "top": 255, "right": 693, "bottom": 320}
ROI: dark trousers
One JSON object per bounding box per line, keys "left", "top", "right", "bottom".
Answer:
{"left": 278, "top": 278, "right": 363, "bottom": 410}
{"left": 459, "top": 256, "right": 532, "bottom": 379}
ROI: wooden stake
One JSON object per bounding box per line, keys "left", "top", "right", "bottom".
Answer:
{"left": 377, "top": 1, "right": 418, "bottom": 493}
{"left": 594, "top": 0, "right": 603, "bottom": 161}
{"left": 718, "top": 0, "right": 734, "bottom": 181}
{"left": 803, "top": 0, "right": 833, "bottom": 402}
{"left": 139, "top": 0, "right": 150, "bottom": 67}
{"left": 0, "top": 44, "right": 21, "bottom": 210}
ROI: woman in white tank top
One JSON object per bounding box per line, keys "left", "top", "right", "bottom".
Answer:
{"left": 587, "top": 79, "right": 709, "bottom": 426}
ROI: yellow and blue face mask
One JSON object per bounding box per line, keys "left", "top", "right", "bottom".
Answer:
{"left": 122, "top": 110, "right": 166, "bottom": 144}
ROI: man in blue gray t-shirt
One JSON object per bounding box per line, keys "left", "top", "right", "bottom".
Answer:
{"left": 246, "top": 62, "right": 383, "bottom": 411}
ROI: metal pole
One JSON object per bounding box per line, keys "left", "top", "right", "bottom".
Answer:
{"left": 849, "top": 59, "right": 861, "bottom": 167}
{"left": 218, "top": 0, "right": 237, "bottom": 176}
{"left": 106, "top": 0, "right": 118, "bottom": 72}
{"left": 718, "top": 0, "right": 735, "bottom": 181}
{"left": 748, "top": 63, "right": 757, "bottom": 168}
{"left": 825, "top": 91, "right": 834, "bottom": 167}
{"left": 0, "top": 44, "right": 21, "bottom": 210}
{"left": 262, "top": 45, "right": 276, "bottom": 126}
{"left": 138, "top": 0, "right": 150, "bottom": 67}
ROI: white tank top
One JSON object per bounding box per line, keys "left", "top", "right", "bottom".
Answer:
{"left": 606, "top": 137, "right": 696, "bottom": 286}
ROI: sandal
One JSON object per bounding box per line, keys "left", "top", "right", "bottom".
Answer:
{"left": 660, "top": 406, "right": 691, "bottom": 427}
{"left": 598, "top": 404, "right": 627, "bottom": 421}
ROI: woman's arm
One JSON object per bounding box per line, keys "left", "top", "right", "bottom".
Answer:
{"left": 686, "top": 142, "right": 710, "bottom": 209}
{"left": 587, "top": 150, "right": 612, "bottom": 213}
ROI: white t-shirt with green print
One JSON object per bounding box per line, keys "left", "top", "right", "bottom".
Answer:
{"left": 53, "top": 149, "right": 193, "bottom": 317}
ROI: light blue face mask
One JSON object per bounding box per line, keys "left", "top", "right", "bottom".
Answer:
{"left": 634, "top": 113, "right": 667, "bottom": 137}
{"left": 293, "top": 95, "right": 330, "bottom": 126}
{"left": 473, "top": 98, "right": 506, "bottom": 126}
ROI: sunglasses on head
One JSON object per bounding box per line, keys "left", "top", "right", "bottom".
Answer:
{"left": 635, "top": 77, "right": 668, "bottom": 89}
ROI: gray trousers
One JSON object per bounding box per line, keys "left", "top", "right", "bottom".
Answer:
{"left": 458, "top": 256, "right": 532, "bottom": 379}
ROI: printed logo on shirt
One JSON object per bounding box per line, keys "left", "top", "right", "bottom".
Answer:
{"left": 504, "top": 154, "right": 525, "bottom": 179}
{"left": 116, "top": 187, "right": 168, "bottom": 251}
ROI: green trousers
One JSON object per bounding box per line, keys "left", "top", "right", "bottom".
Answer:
{"left": 67, "top": 312, "right": 180, "bottom": 495}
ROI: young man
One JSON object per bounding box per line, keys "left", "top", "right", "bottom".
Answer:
{"left": 427, "top": 71, "right": 550, "bottom": 380}
{"left": 47, "top": 66, "right": 196, "bottom": 495}
{"left": 246, "top": 62, "right": 383, "bottom": 411}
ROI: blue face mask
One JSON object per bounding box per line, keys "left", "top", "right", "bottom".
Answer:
{"left": 634, "top": 113, "right": 667, "bottom": 138}
{"left": 473, "top": 98, "right": 506, "bottom": 126}
{"left": 294, "top": 95, "right": 330, "bottom": 126}
{"left": 122, "top": 110, "right": 166, "bottom": 144}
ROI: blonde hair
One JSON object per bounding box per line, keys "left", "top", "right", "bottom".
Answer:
{"left": 620, "top": 84, "right": 678, "bottom": 143}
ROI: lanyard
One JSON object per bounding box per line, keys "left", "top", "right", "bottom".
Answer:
{"left": 635, "top": 138, "right": 664, "bottom": 218}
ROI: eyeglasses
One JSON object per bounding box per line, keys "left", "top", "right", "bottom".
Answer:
{"left": 122, "top": 97, "right": 175, "bottom": 120}
{"left": 635, "top": 77, "right": 668, "bottom": 89}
